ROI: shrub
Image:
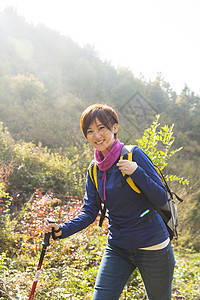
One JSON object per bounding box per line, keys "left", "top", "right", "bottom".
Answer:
{"left": 136, "top": 115, "right": 189, "bottom": 185}
{"left": 0, "top": 122, "right": 93, "bottom": 213}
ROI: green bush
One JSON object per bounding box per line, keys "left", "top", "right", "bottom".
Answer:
{"left": 136, "top": 115, "right": 189, "bottom": 185}
{"left": 0, "top": 123, "right": 93, "bottom": 213}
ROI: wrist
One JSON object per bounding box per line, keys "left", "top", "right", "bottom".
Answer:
{"left": 52, "top": 225, "right": 62, "bottom": 240}
{"left": 54, "top": 226, "right": 62, "bottom": 233}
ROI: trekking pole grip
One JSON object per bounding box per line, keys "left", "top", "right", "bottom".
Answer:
{"left": 42, "top": 219, "right": 56, "bottom": 247}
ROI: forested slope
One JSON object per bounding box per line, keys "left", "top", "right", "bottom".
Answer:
{"left": 0, "top": 8, "right": 200, "bottom": 150}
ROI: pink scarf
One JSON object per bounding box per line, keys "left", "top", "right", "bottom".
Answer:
{"left": 95, "top": 139, "right": 124, "bottom": 201}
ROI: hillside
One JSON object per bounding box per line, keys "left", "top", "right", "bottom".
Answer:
{"left": 0, "top": 8, "right": 199, "bottom": 150}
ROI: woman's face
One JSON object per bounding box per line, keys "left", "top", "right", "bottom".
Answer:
{"left": 86, "top": 118, "right": 118, "bottom": 157}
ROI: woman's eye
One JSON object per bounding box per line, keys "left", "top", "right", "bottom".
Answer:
{"left": 99, "top": 126, "right": 105, "bottom": 131}
{"left": 87, "top": 130, "right": 93, "bottom": 135}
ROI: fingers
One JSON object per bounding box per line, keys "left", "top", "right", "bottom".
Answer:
{"left": 117, "top": 160, "right": 138, "bottom": 175}
{"left": 43, "top": 218, "right": 59, "bottom": 233}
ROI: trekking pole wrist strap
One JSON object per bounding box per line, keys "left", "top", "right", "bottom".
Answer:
{"left": 54, "top": 226, "right": 62, "bottom": 233}
{"left": 52, "top": 226, "right": 62, "bottom": 240}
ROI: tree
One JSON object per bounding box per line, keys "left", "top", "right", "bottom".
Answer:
{"left": 144, "top": 74, "right": 170, "bottom": 113}
{"left": 10, "top": 74, "right": 47, "bottom": 104}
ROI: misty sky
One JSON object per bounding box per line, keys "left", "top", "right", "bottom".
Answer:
{"left": 0, "top": 0, "right": 200, "bottom": 95}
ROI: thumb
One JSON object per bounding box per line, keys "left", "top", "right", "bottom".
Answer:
{"left": 49, "top": 220, "right": 59, "bottom": 230}
{"left": 45, "top": 218, "right": 59, "bottom": 231}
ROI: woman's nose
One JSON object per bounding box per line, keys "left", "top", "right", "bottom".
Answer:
{"left": 94, "top": 130, "right": 101, "bottom": 139}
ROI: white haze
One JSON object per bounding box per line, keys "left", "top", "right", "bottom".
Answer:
{"left": 1, "top": 0, "right": 200, "bottom": 95}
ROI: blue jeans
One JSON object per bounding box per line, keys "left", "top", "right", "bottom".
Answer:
{"left": 92, "top": 242, "right": 175, "bottom": 300}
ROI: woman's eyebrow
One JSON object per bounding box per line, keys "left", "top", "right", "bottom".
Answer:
{"left": 96, "top": 123, "right": 103, "bottom": 127}
{"left": 87, "top": 122, "right": 103, "bottom": 129}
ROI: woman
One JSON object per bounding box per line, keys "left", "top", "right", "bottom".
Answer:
{"left": 44, "top": 103, "right": 175, "bottom": 300}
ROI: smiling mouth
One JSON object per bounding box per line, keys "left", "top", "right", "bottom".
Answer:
{"left": 95, "top": 140, "right": 104, "bottom": 145}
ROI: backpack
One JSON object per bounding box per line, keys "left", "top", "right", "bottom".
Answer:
{"left": 89, "top": 145, "right": 183, "bottom": 240}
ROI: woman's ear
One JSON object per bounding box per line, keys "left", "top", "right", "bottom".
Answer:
{"left": 113, "top": 123, "right": 118, "bottom": 134}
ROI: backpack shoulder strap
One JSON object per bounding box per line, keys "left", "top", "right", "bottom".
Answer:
{"left": 119, "top": 145, "right": 141, "bottom": 194}
{"left": 154, "top": 165, "right": 183, "bottom": 203}
{"left": 88, "top": 160, "right": 98, "bottom": 192}
{"left": 88, "top": 161, "right": 107, "bottom": 227}
{"left": 120, "top": 145, "right": 137, "bottom": 156}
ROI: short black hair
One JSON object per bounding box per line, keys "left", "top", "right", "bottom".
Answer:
{"left": 80, "top": 103, "right": 119, "bottom": 139}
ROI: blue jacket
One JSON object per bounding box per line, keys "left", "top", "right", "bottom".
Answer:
{"left": 60, "top": 147, "right": 169, "bottom": 249}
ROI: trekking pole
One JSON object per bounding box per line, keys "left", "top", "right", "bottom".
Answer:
{"left": 29, "top": 219, "right": 55, "bottom": 300}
